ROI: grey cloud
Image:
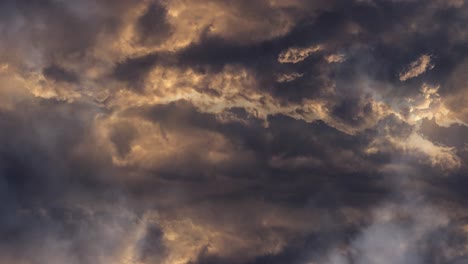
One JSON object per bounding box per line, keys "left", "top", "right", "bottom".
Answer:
{"left": 136, "top": 1, "right": 173, "bottom": 46}
{"left": 112, "top": 53, "right": 160, "bottom": 91}
{"left": 1, "top": 1, "right": 468, "bottom": 264}
{"left": 43, "top": 65, "right": 80, "bottom": 83}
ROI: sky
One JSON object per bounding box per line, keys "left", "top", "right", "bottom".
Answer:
{"left": 0, "top": 0, "right": 468, "bottom": 263}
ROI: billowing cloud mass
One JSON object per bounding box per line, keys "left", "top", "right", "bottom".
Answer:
{"left": 0, "top": 1, "right": 468, "bottom": 264}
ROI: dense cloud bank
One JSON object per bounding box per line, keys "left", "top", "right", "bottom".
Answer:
{"left": 0, "top": 0, "right": 468, "bottom": 263}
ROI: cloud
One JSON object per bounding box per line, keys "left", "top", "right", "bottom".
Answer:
{"left": 325, "top": 53, "right": 346, "bottom": 63}
{"left": 136, "top": 2, "right": 173, "bottom": 46}
{"left": 399, "top": 54, "right": 434, "bottom": 81}
{"left": 320, "top": 201, "right": 449, "bottom": 264}
{"left": 42, "top": 65, "right": 80, "bottom": 83}
{"left": 276, "top": 72, "right": 304, "bottom": 82}
{"left": 278, "top": 45, "right": 323, "bottom": 63}
{"left": 1, "top": 1, "right": 468, "bottom": 263}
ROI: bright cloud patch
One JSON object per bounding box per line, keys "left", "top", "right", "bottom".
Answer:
{"left": 399, "top": 54, "right": 434, "bottom": 81}
{"left": 276, "top": 72, "right": 304, "bottom": 82}
{"left": 278, "top": 45, "right": 323, "bottom": 63}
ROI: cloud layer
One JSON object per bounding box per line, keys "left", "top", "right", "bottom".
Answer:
{"left": 0, "top": 0, "right": 468, "bottom": 263}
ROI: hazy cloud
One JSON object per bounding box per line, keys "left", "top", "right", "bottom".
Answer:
{"left": 0, "top": 1, "right": 468, "bottom": 263}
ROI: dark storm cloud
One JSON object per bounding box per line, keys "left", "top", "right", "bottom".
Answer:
{"left": 0, "top": 0, "right": 99, "bottom": 60}
{"left": 120, "top": 0, "right": 467, "bottom": 107}
{"left": 420, "top": 118, "right": 468, "bottom": 149}
{"left": 126, "top": 100, "right": 389, "bottom": 210}
{"left": 136, "top": 1, "right": 173, "bottom": 46}
{"left": 109, "top": 121, "right": 138, "bottom": 158}
{"left": 0, "top": 100, "right": 122, "bottom": 213}
{"left": 43, "top": 65, "right": 80, "bottom": 83}
{"left": 112, "top": 53, "right": 160, "bottom": 91}
{"left": 136, "top": 224, "right": 168, "bottom": 263}
{"left": 1, "top": 0, "right": 468, "bottom": 264}
{"left": 0, "top": 101, "right": 146, "bottom": 263}
{"left": 187, "top": 226, "right": 359, "bottom": 264}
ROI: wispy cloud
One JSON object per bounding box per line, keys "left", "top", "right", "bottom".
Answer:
{"left": 278, "top": 45, "right": 323, "bottom": 63}
{"left": 399, "top": 54, "right": 434, "bottom": 81}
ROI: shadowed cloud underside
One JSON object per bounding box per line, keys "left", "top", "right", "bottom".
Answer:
{"left": 0, "top": 0, "right": 468, "bottom": 264}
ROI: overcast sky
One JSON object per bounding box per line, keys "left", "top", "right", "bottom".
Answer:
{"left": 0, "top": 0, "right": 468, "bottom": 263}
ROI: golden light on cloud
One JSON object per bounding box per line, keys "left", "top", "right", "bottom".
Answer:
{"left": 278, "top": 45, "right": 323, "bottom": 64}
{"left": 399, "top": 54, "right": 434, "bottom": 81}
{"left": 0, "top": 63, "right": 9, "bottom": 72}
{"left": 325, "top": 54, "right": 346, "bottom": 63}
{"left": 403, "top": 84, "right": 465, "bottom": 127}
{"left": 1, "top": 1, "right": 468, "bottom": 264}
{"left": 276, "top": 72, "right": 304, "bottom": 82}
